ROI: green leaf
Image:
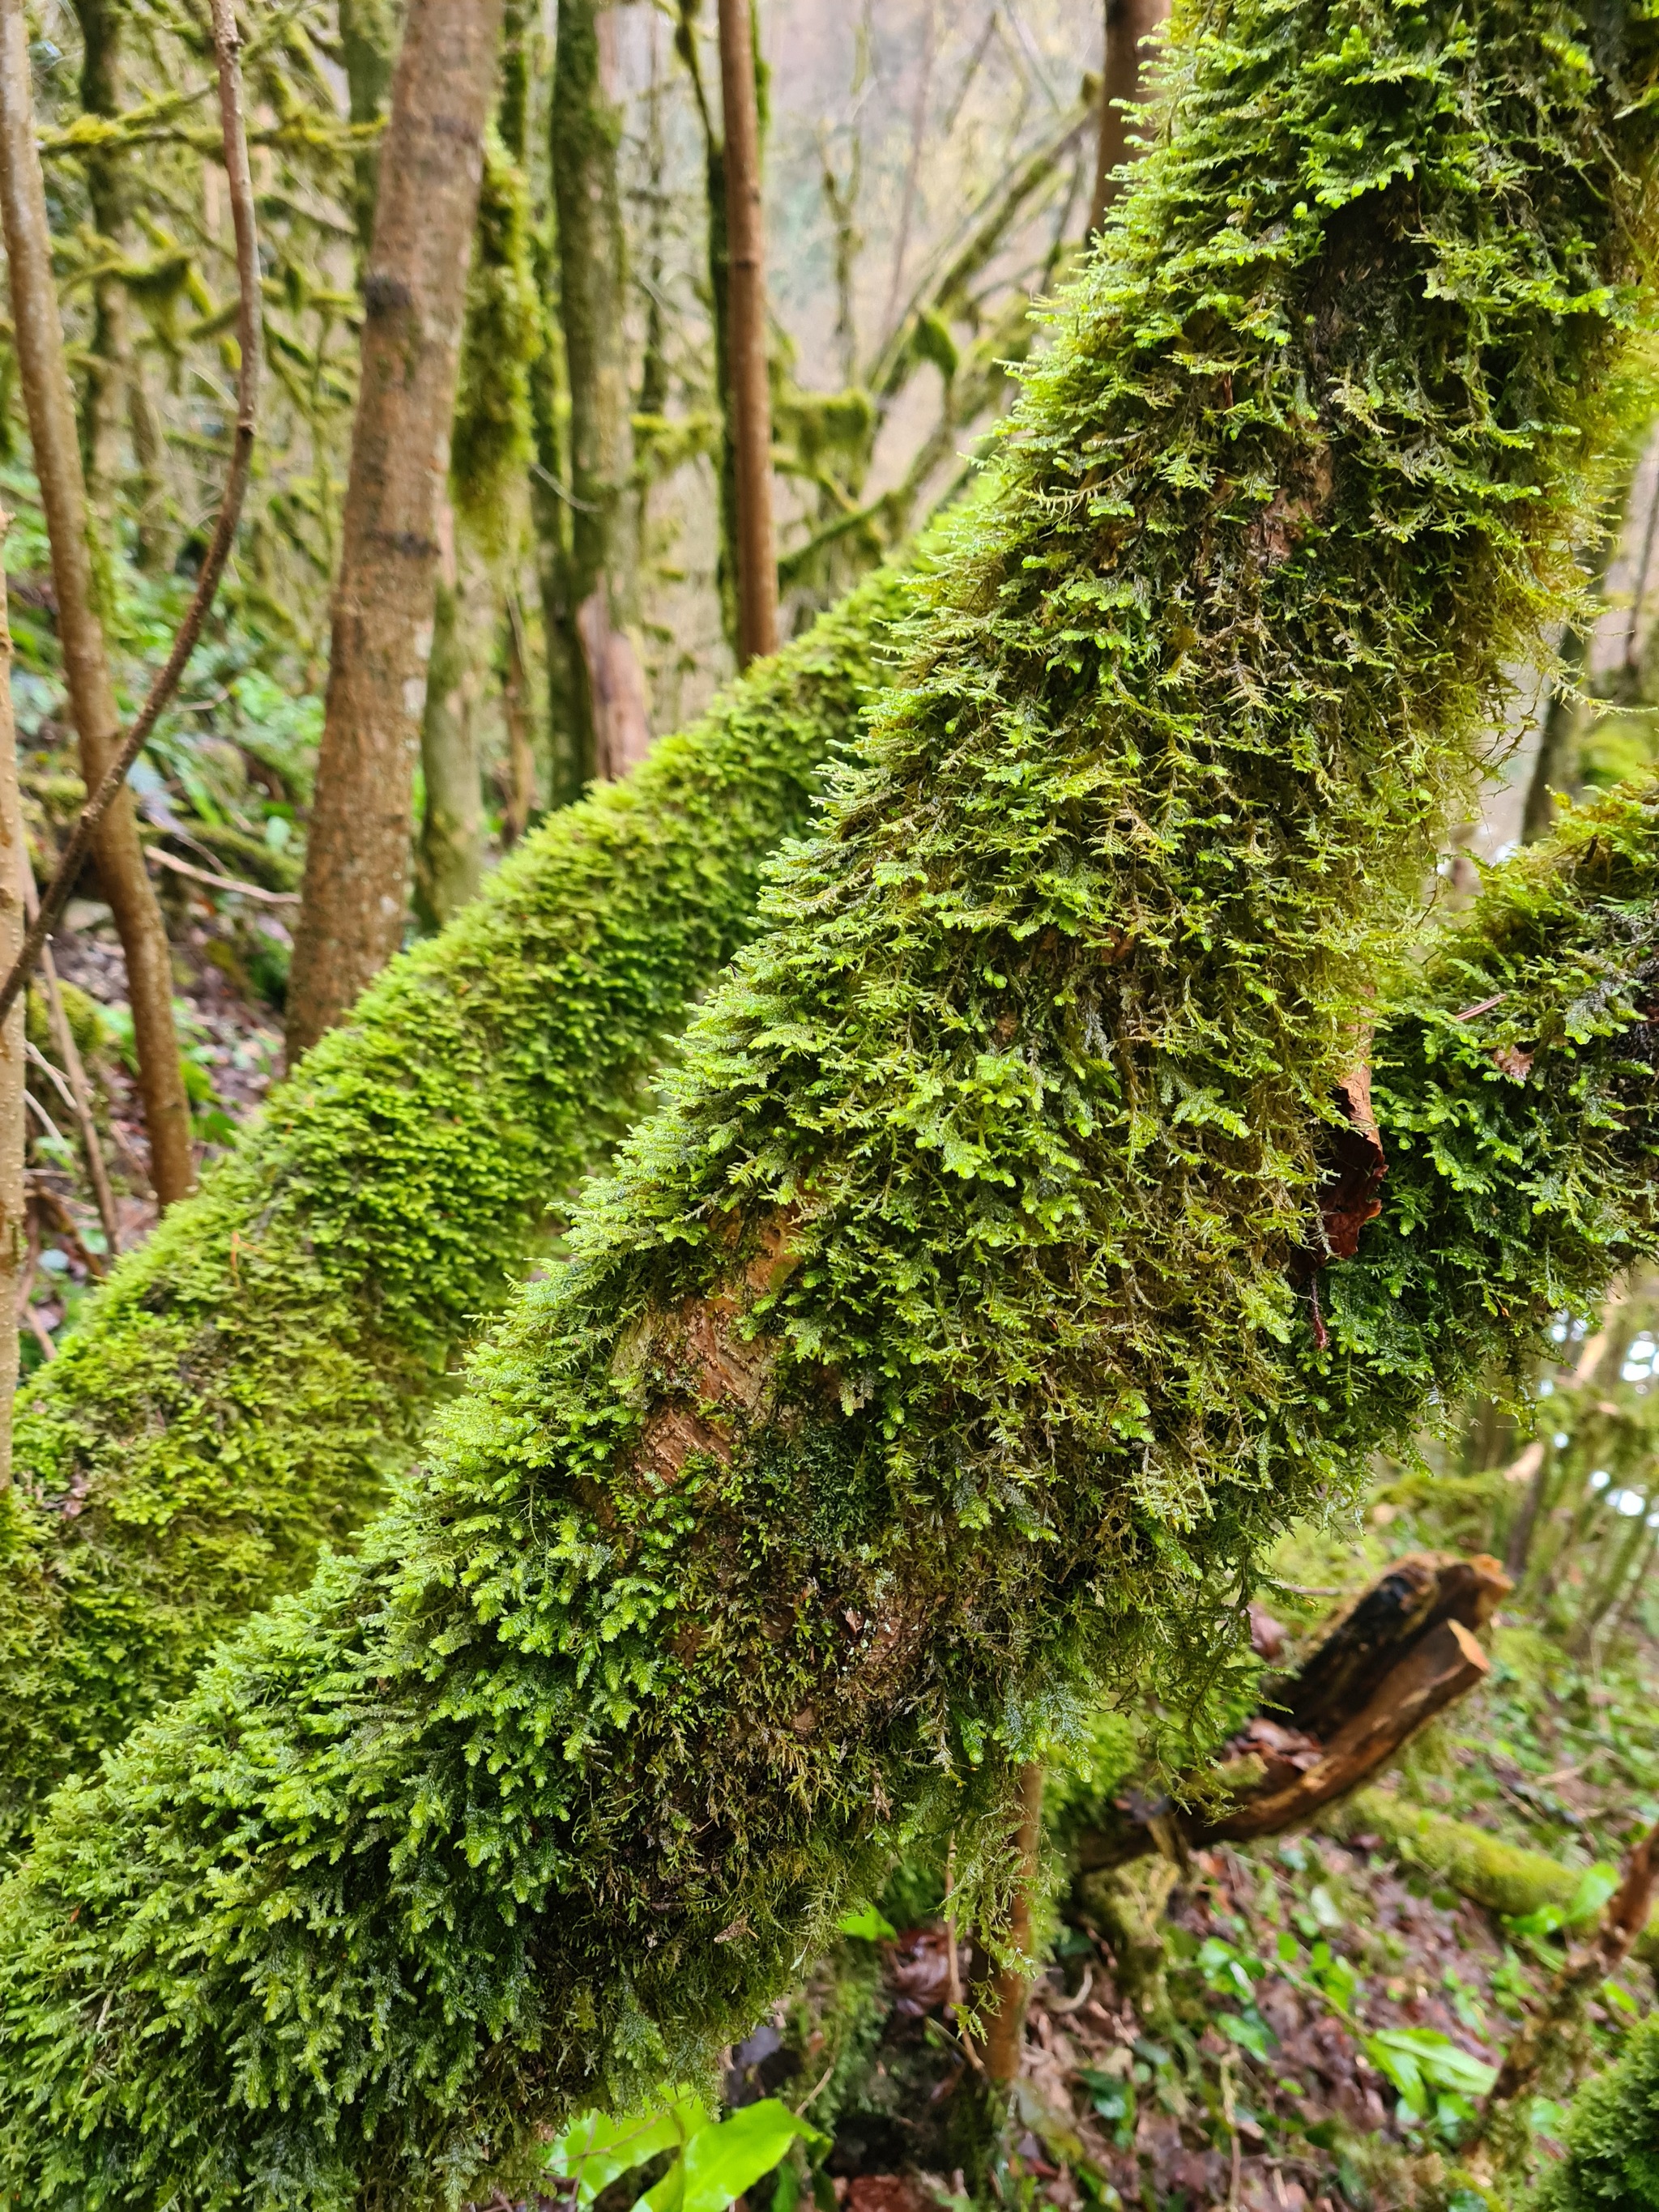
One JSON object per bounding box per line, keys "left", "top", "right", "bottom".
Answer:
{"left": 659, "top": 2102, "right": 829, "bottom": 2212}
{"left": 1219, "top": 2008, "right": 1277, "bottom": 2061}
{"left": 546, "top": 2092, "right": 705, "bottom": 2205}
{"left": 836, "top": 1903, "right": 898, "bottom": 1941}
{"left": 1564, "top": 1864, "right": 1620, "bottom": 1926}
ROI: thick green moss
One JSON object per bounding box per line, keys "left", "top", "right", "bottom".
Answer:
{"left": 1534, "top": 2018, "right": 1659, "bottom": 2211}
{"left": 1324, "top": 784, "right": 1659, "bottom": 1431}
{"left": 0, "top": 565, "right": 909, "bottom": 1855}
{"left": 4, "top": 0, "right": 1658, "bottom": 2201}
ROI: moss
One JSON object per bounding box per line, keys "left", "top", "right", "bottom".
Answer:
{"left": 4, "top": 0, "right": 1659, "bottom": 2200}
{"left": 1533, "top": 2018, "right": 1659, "bottom": 2212}
{"left": 1326, "top": 1788, "right": 1659, "bottom": 1963}
{"left": 450, "top": 127, "right": 539, "bottom": 544}
{"left": 0, "top": 558, "right": 911, "bottom": 1858}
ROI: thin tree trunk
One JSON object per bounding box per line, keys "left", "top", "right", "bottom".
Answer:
{"left": 0, "top": 0, "right": 194, "bottom": 1205}
{"left": 718, "top": 0, "right": 778, "bottom": 667}
{"left": 70, "top": 0, "right": 129, "bottom": 529}
{"left": 1090, "top": 0, "right": 1168, "bottom": 232}
{"left": 553, "top": 0, "right": 650, "bottom": 784}
{"left": 673, "top": 2, "right": 739, "bottom": 650}
{"left": 0, "top": 518, "right": 21, "bottom": 1487}
{"left": 285, "top": 0, "right": 505, "bottom": 1061}
{"left": 337, "top": 0, "right": 400, "bottom": 255}
{"left": 415, "top": 514, "right": 484, "bottom": 929}
{"left": 502, "top": 593, "right": 536, "bottom": 846}
{"left": 982, "top": 1762, "right": 1047, "bottom": 2084}
{"left": 22, "top": 867, "right": 121, "bottom": 1259}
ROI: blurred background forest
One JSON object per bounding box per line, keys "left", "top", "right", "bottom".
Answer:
{"left": 5, "top": 2, "right": 1659, "bottom": 2209}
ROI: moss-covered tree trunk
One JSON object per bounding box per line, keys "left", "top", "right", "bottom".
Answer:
{"left": 337, "top": 0, "right": 400, "bottom": 254}
{"left": 5, "top": 0, "right": 1659, "bottom": 2202}
{"left": 0, "top": 560, "right": 911, "bottom": 1856}
{"left": 413, "top": 524, "right": 485, "bottom": 927}
{"left": 553, "top": 0, "right": 650, "bottom": 786}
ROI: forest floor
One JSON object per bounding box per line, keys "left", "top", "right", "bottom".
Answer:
{"left": 740, "top": 1600, "right": 1659, "bottom": 2212}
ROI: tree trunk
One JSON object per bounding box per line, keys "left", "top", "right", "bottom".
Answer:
{"left": 284, "top": 0, "right": 505, "bottom": 1062}
{"left": 552, "top": 0, "right": 651, "bottom": 785}
{"left": 5, "top": 0, "right": 1658, "bottom": 2189}
{"left": 0, "top": 0, "right": 194, "bottom": 1206}
{"left": 1090, "top": 0, "right": 1169, "bottom": 232}
{"left": 0, "top": 522, "right": 22, "bottom": 1488}
{"left": 69, "top": 0, "right": 129, "bottom": 530}
{"left": 982, "top": 1762, "right": 1047, "bottom": 2083}
{"left": 414, "top": 515, "right": 484, "bottom": 928}
{"left": 718, "top": 0, "right": 778, "bottom": 667}
{"left": 0, "top": 559, "right": 913, "bottom": 1858}
{"left": 337, "top": 0, "right": 401, "bottom": 254}
{"left": 675, "top": 0, "right": 739, "bottom": 650}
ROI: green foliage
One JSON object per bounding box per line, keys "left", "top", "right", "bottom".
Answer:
{"left": 547, "top": 2091, "right": 826, "bottom": 2212}
{"left": 0, "top": 561, "right": 909, "bottom": 1858}
{"left": 6, "top": 0, "right": 1659, "bottom": 2201}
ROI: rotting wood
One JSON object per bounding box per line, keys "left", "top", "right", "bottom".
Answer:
{"left": 1077, "top": 1554, "right": 1511, "bottom": 1869}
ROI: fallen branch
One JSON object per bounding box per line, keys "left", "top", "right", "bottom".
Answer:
{"left": 146, "top": 845, "right": 300, "bottom": 906}
{"left": 0, "top": 0, "right": 261, "bottom": 1034}
{"left": 1077, "top": 1554, "right": 1511, "bottom": 1869}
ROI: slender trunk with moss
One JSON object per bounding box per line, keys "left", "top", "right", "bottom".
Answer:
{"left": 337, "top": 0, "right": 400, "bottom": 254}
{"left": 69, "top": 0, "right": 129, "bottom": 529}
{"left": 718, "top": 0, "right": 778, "bottom": 666}
{"left": 553, "top": 0, "right": 650, "bottom": 784}
{"left": 1090, "top": 0, "right": 1169, "bottom": 231}
{"left": 285, "top": 0, "right": 505, "bottom": 1060}
{"left": 5, "top": 2, "right": 1659, "bottom": 2197}
{"left": 414, "top": 526, "right": 484, "bottom": 928}
{"left": 676, "top": 0, "right": 739, "bottom": 650}
{"left": 0, "top": 524, "right": 21, "bottom": 1488}
{"left": 0, "top": 0, "right": 194, "bottom": 1206}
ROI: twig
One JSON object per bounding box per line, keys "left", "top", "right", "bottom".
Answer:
{"left": 147, "top": 845, "right": 299, "bottom": 906}
{"left": 19, "top": 859, "right": 121, "bottom": 1256}
{"left": 23, "top": 1089, "right": 66, "bottom": 1149}
{"left": 0, "top": 0, "right": 261, "bottom": 1029}
{"left": 23, "top": 1302, "right": 54, "bottom": 1360}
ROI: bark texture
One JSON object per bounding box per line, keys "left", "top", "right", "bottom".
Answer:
{"left": 285, "top": 0, "right": 505, "bottom": 1060}
{"left": 719, "top": 0, "right": 778, "bottom": 666}
{"left": 1090, "top": 0, "right": 1170, "bottom": 232}
{"left": 0, "top": 0, "right": 194, "bottom": 1204}
{"left": 553, "top": 0, "right": 651, "bottom": 786}
{"left": 4, "top": 0, "right": 1659, "bottom": 2197}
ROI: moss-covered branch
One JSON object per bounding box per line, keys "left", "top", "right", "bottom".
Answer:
{"left": 3, "top": 0, "right": 1658, "bottom": 2200}
{"left": 0, "top": 560, "right": 911, "bottom": 1856}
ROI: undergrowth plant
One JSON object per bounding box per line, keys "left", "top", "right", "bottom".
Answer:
{"left": 6, "top": 0, "right": 1659, "bottom": 2202}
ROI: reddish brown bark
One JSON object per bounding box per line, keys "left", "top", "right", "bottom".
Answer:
{"left": 717, "top": 0, "right": 778, "bottom": 668}
{"left": 1090, "top": 0, "right": 1170, "bottom": 232}
{"left": 286, "top": 0, "right": 506, "bottom": 1059}
{"left": 983, "top": 1762, "right": 1048, "bottom": 2084}
{"left": 0, "top": 0, "right": 194, "bottom": 1204}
